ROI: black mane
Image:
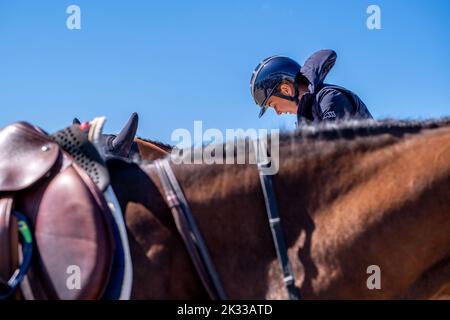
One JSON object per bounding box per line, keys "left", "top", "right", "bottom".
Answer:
{"left": 285, "top": 118, "right": 450, "bottom": 142}
{"left": 137, "top": 118, "right": 450, "bottom": 165}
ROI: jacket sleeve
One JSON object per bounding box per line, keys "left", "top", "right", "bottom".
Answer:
{"left": 316, "top": 88, "right": 354, "bottom": 121}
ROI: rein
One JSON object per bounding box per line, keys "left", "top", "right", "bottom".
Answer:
{"left": 257, "top": 162, "right": 300, "bottom": 300}
{"left": 153, "top": 157, "right": 300, "bottom": 300}
{"left": 153, "top": 159, "right": 227, "bottom": 300}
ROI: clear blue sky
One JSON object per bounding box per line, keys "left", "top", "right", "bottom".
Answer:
{"left": 1, "top": 0, "right": 449, "bottom": 143}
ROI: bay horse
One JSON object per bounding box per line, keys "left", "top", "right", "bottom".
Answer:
{"left": 107, "top": 118, "right": 450, "bottom": 299}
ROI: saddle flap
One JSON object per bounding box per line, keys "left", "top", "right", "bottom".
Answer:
{"left": 0, "top": 122, "right": 60, "bottom": 192}
{"left": 21, "top": 162, "right": 114, "bottom": 299}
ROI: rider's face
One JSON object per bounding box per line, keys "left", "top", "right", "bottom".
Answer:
{"left": 266, "top": 83, "right": 298, "bottom": 115}
{"left": 266, "top": 96, "right": 298, "bottom": 115}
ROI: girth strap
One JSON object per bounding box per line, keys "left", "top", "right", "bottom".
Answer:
{"left": 257, "top": 162, "right": 300, "bottom": 300}
{"left": 154, "top": 159, "right": 227, "bottom": 300}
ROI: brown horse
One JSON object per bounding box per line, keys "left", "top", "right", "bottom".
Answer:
{"left": 108, "top": 119, "right": 450, "bottom": 299}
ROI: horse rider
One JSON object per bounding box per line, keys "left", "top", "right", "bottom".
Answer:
{"left": 250, "top": 49, "right": 374, "bottom": 124}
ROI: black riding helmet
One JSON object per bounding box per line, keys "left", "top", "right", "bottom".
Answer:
{"left": 250, "top": 56, "right": 302, "bottom": 118}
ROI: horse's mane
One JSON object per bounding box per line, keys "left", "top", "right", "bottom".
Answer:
{"left": 286, "top": 118, "right": 450, "bottom": 142}
{"left": 137, "top": 118, "right": 450, "bottom": 166}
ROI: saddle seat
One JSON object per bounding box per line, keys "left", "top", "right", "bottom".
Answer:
{"left": 0, "top": 122, "right": 115, "bottom": 299}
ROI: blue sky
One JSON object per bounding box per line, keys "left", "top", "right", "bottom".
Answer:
{"left": 1, "top": 0, "right": 449, "bottom": 144}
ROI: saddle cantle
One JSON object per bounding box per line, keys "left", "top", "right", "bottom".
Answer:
{"left": 0, "top": 121, "right": 115, "bottom": 299}
{"left": 0, "top": 123, "right": 60, "bottom": 191}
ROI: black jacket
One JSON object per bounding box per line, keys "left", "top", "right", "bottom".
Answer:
{"left": 296, "top": 50, "right": 373, "bottom": 124}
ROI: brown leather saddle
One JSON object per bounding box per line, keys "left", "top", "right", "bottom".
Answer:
{"left": 0, "top": 121, "right": 115, "bottom": 299}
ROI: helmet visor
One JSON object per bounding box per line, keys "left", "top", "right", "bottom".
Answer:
{"left": 254, "top": 85, "right": 277, "bottom": 118}
{"left": 258, "top": 105, "right": 269, "bottom": 118}
{"left": 253, "top": 85, "right": 274, "bottom": 106}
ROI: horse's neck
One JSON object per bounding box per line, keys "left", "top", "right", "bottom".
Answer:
{"left": 174, "top": 162, "right": 285, "bottom": 298}
{"left": 276, "top": 127, "right": 450, "bottom": 298}
{"left": 173, "top": 127, "right": 450, "bottom": 298}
